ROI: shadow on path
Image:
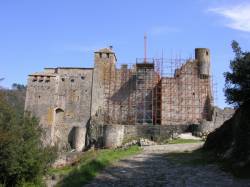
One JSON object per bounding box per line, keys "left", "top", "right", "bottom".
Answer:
{"left": 85, "top": 144, "right": 250, "bottom": 187}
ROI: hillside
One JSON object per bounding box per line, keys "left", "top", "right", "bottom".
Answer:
{"left": 204, "top": 102, "right": 250, "bottom": 175}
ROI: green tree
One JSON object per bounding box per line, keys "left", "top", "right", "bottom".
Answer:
{"left": 0, "top": 93, "right": 57, "bottom": 186}
{"left": 224, "top": 40, "right": 250, "bottom": 107}
{"left": 0, "top": 83, "right": 27, "bottom": 116}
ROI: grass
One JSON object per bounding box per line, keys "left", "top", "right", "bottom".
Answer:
{"left": 49, "top": 146, "right": 141, "bottom": 187}
{"left": 166, "top": 138, "right": 203, "bottom": 144}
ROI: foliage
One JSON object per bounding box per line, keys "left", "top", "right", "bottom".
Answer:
{"left": 0, "top": 83, "right": 26, "bottom": 115}
{"left": 50, "top": 146, "right": 141, "bottom": 187}
{"left": 224, "top": 40, "right": 250, "bottom": 107}
{"left": 0, "top": 92, "right": 57, "bottom": 186}
{"left": 12, "top": 83, "right": 26, "bottom": 91}
{"left": 203, "top": 41, "right": 250, "bottom": 179}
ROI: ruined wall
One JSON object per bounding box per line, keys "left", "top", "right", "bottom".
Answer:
{"left": 123, "top": 124, "right": 190, "bottom": 142}
{"left": 102, "top": 63, "right": 159, "bottom": 125}
{"left": 88, "top": 124, "right": 191, "bottom": 148}
{"left": 161, "top": 48, "right": 212, "bottom": 125}
{"left": 25, "top": 68, "right": 93, "bottom": 151}
{"left": 93, "top": 50, "right": 139, "bottom": 125}
{"left": 107, "top": 67, "right": 137, "bottom": 124}
{"left": 100, "top": 48, "right": 212, "bottom": 126}
{"left": 196, "top": 107, "right": 235, "bottom": 137}
{"left": 161, "top": 61, "right": 212, "bottom": 125}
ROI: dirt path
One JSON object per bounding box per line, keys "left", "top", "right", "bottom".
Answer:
{"left": 85, "top": 143, "right": 250, "bottom": 187}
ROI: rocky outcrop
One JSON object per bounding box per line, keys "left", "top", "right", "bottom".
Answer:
{"left": 204, "top": 103, "right": 250, "bottom": 169}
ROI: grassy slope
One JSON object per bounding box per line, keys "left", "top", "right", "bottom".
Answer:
{"left": 50, "top": 146, "right": 141, "bottom": 187}
{"left": 166, "top": 138, "right": 203, "bottom": 144}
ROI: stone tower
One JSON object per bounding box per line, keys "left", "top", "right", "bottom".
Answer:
{"left": 195, "top": 48, "right": 210, "bottom": 78}
{"left": 91, "top": 47, "right": 117, "bottom": 118}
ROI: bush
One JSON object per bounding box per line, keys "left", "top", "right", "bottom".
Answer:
{"left": 0, "top": 92, "right": 57, "bottom": 186}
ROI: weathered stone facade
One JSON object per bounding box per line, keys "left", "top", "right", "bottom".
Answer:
{"left": 25, "top": 47, "right": 230, "bottom": 151}
{"left": 25, "top": 68, "right": 93, "bottom": 150}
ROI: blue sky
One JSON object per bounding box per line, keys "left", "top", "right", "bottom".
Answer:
{"left": 1, "top": 0, "right": 250, "bottom": 108}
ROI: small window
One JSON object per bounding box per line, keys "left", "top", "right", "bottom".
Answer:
{"left": 39, "top": 76, "right": 44, "bottom": 82}
{"left": 61, "top": 78, "right": 65, "bottom": 82}
{"left": 38, "top": 95, "right": 41, "bottom": 99}
{"left": 71, "top": 79, "right": 74, "bottom": 83}
{"left": 206, "top": 51, "right": 209, "bottom": 56}
{"left": 107, "top": 53, "right": 110, "bottom": 58}
{"left": 32, "top": 76, "right": 38, "bottom": 82}
{"left": 81, "top": 76, "right": 85, "bottom": 80}
{"left": 99, "top": 53, "right": 102, "bottom": 58}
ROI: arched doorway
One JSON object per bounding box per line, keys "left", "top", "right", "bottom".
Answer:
{"left": 54, "top": 108, "right": 64, "bottom": 125}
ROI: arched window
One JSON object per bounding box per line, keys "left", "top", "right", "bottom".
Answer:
{"left": 54, "top": 108, "right": 64, "bottom": 125}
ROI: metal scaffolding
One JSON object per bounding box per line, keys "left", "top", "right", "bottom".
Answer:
{"left": 102, "top": 57, "right": 213, "bottom": 125}
{"left": 135, "top": 62, "right": 155, "bottom": 124}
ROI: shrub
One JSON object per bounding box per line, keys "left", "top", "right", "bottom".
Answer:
{"left": 0, "top": 92, "right": 57, "bottom": 186}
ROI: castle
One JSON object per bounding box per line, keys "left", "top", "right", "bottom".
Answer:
{"left": 25, "top": 47, "right": 228, "bottom": 151}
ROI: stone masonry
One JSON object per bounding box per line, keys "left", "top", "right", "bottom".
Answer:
{"left": 25, "top": 47, "right": 232, "bottom": 151}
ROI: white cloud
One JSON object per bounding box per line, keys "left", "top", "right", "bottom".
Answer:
{"left": 150, "top": 26, "right": 180, "bottom": 36}
{"left": 209, "top": 4, "right": 250, "bottom": 32}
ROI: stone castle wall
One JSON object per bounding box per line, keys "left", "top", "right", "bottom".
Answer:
{"left": 99, "top": 49, "right": 212, "bottom": 125}
{"left": 25, "top": 68, "right": 93, "bottom": 150}
{"left": 161, "top": 60, "right": 212, "bottom": 125}
{"left": 88, "top": 124, "right": 191, "bottom": 148}
{"left": 25, "top": 47, "right": 216, "bottom": 151}
{"left": 196, "top": 107, "right": 235, "bottom": 137}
